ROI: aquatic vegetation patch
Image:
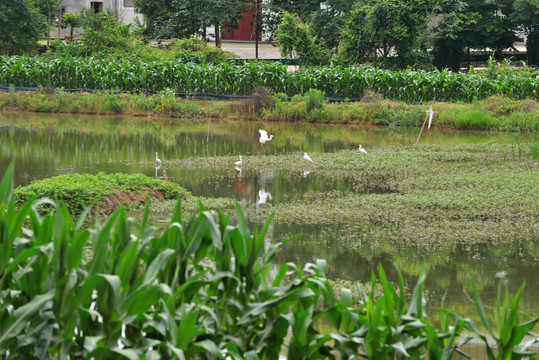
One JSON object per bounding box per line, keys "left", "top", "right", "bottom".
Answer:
{"left": 14, "top": 172, "right": 190, "bottom": 214}
{"left": 164, "top": 143, "right": 539, "bottom": 249}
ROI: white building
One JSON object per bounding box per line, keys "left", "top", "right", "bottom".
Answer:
{"left": 53, "top": 0, "right": 142, "bottom": 38}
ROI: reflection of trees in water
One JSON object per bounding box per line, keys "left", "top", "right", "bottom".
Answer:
{"left": 268, "top": 221, "right": 539, "bottom": 319}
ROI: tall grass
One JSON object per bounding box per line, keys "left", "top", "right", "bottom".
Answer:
{"left": 1, "top": 56, "right": 537, "bottom": 101}
{"left": 1, "top": 162, "right": 538, "bottom": 358}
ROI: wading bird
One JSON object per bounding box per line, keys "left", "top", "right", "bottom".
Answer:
{"left": 235, "top": 155, "right": 243, "bottom": 166}
{"left": 358, "top": 145, "right": 367, "bottom": 154}
{"left": 303, "top": 152, "right": 313, "bottom": 163}
{"left": 155, "top": 152, "right": 162, "bottom": 166}
{"left": 259, "top": 129, "right": 274, "bottom": 144}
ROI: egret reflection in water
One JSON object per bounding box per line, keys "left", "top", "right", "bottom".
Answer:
{"left": 257, "top": 189, "right": 272, "bottom": 205}
{"left": 259, "top": 129, "right": 274, "bottom": 144}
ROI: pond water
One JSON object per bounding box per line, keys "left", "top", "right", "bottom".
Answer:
{"left": 1, "top": 112, "right": 538, "bottom": 335}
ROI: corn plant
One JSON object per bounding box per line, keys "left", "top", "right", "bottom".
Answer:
{"left": 1, "top": 56, "right": 537, "bottom": 101}
{"left": 445, "top": 279, "right": 539, "bottom": 360}
{"left": 1, "top": 161, "right": 538, "bottom": 359}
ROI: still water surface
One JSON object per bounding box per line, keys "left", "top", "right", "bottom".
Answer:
{"left": 1, "top": 112, "right": 537, "bottom": 326}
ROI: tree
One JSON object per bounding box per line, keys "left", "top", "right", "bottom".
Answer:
{"left": 276, "top": 11, "right": 330, "bottom": 65}
{"left": 264, "top": 0, "right": 352, "bottom": 51}
{"left": 133, "top": 0, "right": 245, "bottom": 46}
{"left": 339, "top": 0, "right": 434, "bottom": 68}
{"left": 61, "top": 12, "right": 81, "bottom": 39}
{"left": 33, "top": 0, "right": 62, "bottom": 47}
{"left": 433, "top": 0, "right": 520, "bottom": 69}
{"left": 511, "top": 0, "right": 539, "bottom": 66}
{"left": 0, "top": 0, "right": 46, "bottom": 54}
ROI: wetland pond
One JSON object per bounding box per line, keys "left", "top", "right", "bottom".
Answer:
{"left": 1, "top": 111, "right": 538, "bottom": 333}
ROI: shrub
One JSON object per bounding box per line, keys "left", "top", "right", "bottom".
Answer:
{"left": 304, "top": 88, "right": 326, "bottom": 112}
{"left": 456, "top": 111, "right": 499, "bottom": 129}
{"left": 14, "top": 172, "right": 189, "bottom": 214}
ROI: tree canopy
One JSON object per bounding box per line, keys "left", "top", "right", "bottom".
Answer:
{"left": 0, "top": 0, "right": 46, "bottom": 55}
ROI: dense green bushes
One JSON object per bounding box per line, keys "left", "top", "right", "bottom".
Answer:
{"left": 14, "top": 172, "right": 189, "bottom": 214}
{"left": 1, "top": 162, "right": 539, "bottom": 358}
{"left": 1, "top": 56, "right": 537, "bottom": 101}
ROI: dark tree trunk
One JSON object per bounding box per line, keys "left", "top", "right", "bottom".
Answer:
{"left": 527, "top": 26, "right": 539, "bottom": 66}
{"left": 215, "top": 22, "right": 221, "bottom": 48}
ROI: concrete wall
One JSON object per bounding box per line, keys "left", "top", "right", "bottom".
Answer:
{"left": 52, "top": 0, "right": 142, "bottom": 38}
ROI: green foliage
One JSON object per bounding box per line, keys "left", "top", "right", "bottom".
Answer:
{"left": 448, "top": 278, "right": 539, "bottom": 359}
{"left": 433, "top": 0, "right": 520, "bottom": 69}
{"left": 14, "top": 172, "right": 188, "bottom": 214}
{"left": 134, "top": 0, "right": 245, "bottom": 41}
{"left": 46, "top": 12, "right": 235, "bottom": 64}
{"left": 2, "top": 57, "right": 538, "bottom": 101}
{"left": 1, "top": 162, "right": 539, "bottom": 358}
{"left": 0, "top": 0, "right": 47, "bottom": 55}
{"left": 60, "top": 12, "right": 81, "bottom": 39}
{"left": 276, "top": 11, "right": 330, "bottom": 66}
{"left": 303, "top": 88, "right": 326, "bottom": 112}
{"left": 339, "top": 0, "right": 434, "bottom": 69}
{"left": 510, "top": 0, "right": 539, "bottom": 66}
{"left": 166, "top": 37, "right": 237, "bottom": 63}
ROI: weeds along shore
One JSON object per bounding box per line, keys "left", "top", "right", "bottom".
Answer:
{"left": 0, "top": 88, "right": 538, "bottom": 131}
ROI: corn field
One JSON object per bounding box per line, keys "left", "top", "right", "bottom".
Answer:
{"left": 0, "top": 56, "right": 538, "bottom": 102}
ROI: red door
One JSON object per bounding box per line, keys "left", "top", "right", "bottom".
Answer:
{"left": 222, "top": 1, "right": 261, "bottom": 41}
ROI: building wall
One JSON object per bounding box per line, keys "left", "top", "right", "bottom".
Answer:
{"left": 52, "top": 0, "right": 142, "bottom": 38}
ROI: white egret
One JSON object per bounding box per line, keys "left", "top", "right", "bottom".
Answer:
{"left": 303, "top": 171, "right": 310, "bottom": 178}
{"left": 235, "top": 166, "right": 242, "bottom": 176}
{"left": 235, "top": 155, "right": 243, "bottom": 166}
{"left": 259, "top": 129, "right": 274, "bottom": 144}
{"left": 358, "top": 144, "right": 367, "bottom": 154}
{"left": 303, "top": 152, "right": 313, "bottom": 163}
{"left": 257, "top": 189, "right": 272, "bottom": 205}
{"left": 155, "top": 152, "right": 162, "bottom": 166}
{"left": 496, "top": 271, "right": 508, "bottom": 278}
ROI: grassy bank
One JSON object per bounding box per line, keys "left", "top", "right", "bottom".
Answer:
{"left": 1, "top": 89, "right": 538, "bottom": 131}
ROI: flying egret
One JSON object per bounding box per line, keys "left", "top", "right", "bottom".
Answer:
{"left": 358, "top": 144, "right": 367, "bottom": 154}
{"left": 155, "top": 152, "right": 162, "bottom": 166}
{"left": 259, "top": 129, "right": 274, "bottom": 144}
{"left": 303, "top": 152, "right": 313, "bottom": 163}
{"left": 235, "top": 155, "right": 243, "bottom": 166}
